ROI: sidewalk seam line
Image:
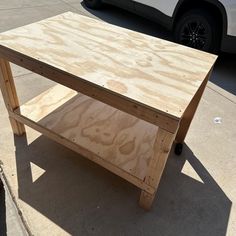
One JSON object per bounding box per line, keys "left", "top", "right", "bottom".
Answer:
{"left": 207, "top": 85, "right": 236, "bottom": 105}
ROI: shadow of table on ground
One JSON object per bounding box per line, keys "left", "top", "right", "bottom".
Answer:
{"left": 81, "top": 2, "right": 172, "bottom": 41}
{"left": 0, "top": 181, "right": 7, "bottom": 236}
{"left": 14, "top": 134, "right": 231, "bottom": 236}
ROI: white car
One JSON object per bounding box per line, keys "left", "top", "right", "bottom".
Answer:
{"left": 84, "top": 0, "right": 236, "bottom": 53}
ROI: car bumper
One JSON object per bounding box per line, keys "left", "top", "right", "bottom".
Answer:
{"left": 221, "top": 35, "right": 236, "bottom": 53}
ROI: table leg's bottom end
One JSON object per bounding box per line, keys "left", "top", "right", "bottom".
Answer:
{"left": 139, "top": 190, "right": 156, "bottom": 210}
{"left": 9, "top": 117, "right": 25, "bottom": 136}
{"left": 174, "top": 142, "right": 183, "bottom": 156}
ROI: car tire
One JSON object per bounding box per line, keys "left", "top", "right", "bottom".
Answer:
{"left": 174, "top": 9, "right": 220, "bottom": 53}
{"left": 83, "top": 0, "right": 102, "bottom": 9}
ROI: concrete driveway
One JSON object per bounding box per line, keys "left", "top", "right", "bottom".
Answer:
{"left": 0, "top": 1, "right": 236, "bottom": 235}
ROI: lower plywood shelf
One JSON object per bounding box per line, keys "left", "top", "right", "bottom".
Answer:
{"left": 13, "top": 85, "right": 158, "bottom": 193}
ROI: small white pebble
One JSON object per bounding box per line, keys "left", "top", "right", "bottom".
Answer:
{"left": 214, "top": 117, "right": 222, "bottom": 124}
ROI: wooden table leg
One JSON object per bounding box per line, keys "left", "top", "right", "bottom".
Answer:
{"left": 139, "top": 128, "right": 175, "bottom": 210}
{"left": 0, "top": 59, "right": 25, "bottom": 135}
{"left": 175, "top": 70, "right": 212, "bottom": 144}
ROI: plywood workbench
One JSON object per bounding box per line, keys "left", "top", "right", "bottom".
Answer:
{"left": 0, "top": 12, "right": 217, "bottom": 209}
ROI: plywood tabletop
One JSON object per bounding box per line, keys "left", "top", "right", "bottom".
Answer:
{"left": 0, "top": 11, "right": 217, "bottom": 120}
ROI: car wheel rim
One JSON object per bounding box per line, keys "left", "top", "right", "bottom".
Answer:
{"left": 180, "top": 21, "right": 209, "bottom": 50}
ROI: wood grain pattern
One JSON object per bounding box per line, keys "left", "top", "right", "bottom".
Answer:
{"left": 9, "top": 110, "right": 156, "bottom": 194}
{"left": 144, "top": 128, "right": 174, "bottom": 188}
{"left": 139, "top": 128, "right": 175, "bottom": 209}
{"left": 175, "top": 69, "right": 212, "bottom": 143}
{"left": 0, "top": 49, "right": 178, "bottom": 133}
{"left": 0, "top": 12, "right": 217, "bottom": 122}
{"left": 0, "top": 59, "right": 25, "bottom": 135}
{"left": 15, "top": 84, "right": 159, "bottom": 181}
